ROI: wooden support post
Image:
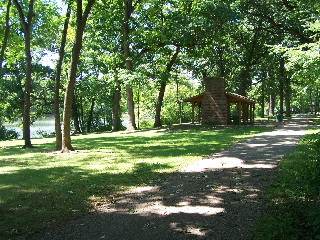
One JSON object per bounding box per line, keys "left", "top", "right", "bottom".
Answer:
{"left": 237, "top": 102, "right": 242, "bottom": 125}
{"left": 192, "top": 102, "right": 195, "bottom": 124}
{"left": 198, "top": 103, "right": 201, "bottom": 123}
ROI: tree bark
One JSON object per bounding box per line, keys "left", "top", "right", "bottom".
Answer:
{"left": 154, "top": 46, "right": 180, "bottom": 127}
{"left": 112, "top": 86, "right": 121, "bottom": 131}
{"left": 268, "top": 94, "right": 275, "bottom": 117}
{"left": 217, "top": 47, "right": 225, "bottom": 77}
{"left": 123, "top": 0, "right": 137, "bottom": 131}
{"left": 87, "top": 98, "right": 95, "bottom": 133}
{"left": 279, "top": 57, "right": 285, "bottom": 115}
{"left": 0, "top": 0, "right": 11, "bottom": 75}
{"left": 61, "top": 0, "right": 96, "bottom": 153}
{"left": 72, "top": 97, "right": 82, "bottom": 134}
{"left": 260, "top": 78, "right": 265, "bottom": 118}
{"left": 154, "top": 82, "right": 166, "bottom": 128}
{"left": 239, "top": 25, "right": 260, "bottom": 96}
{"left": 13, "top": 0, "right": 34, "bottom": 148}
{"left": 284, "top": 75, "right": 291, "bottom": 117}
{"left": 54, "top": 4, "right": 71, "bottom": 150}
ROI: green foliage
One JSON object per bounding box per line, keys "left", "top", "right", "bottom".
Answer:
{"left": 253, "top": 128, "right": 320, "bottom": 239}
{"left": 0, "top": 124, "right": 19, "bottom": 140}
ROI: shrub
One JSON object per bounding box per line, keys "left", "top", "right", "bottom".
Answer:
{"left": 0, "top": 124, "right": 19, "bottom": 140}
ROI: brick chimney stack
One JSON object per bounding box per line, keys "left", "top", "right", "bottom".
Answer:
{"left": 201, "top": 76, "right": 228, "bottom": 125}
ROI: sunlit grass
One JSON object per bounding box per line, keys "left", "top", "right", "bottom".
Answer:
{"left": 0, "top": 125, "right": 273, "bottom": 239}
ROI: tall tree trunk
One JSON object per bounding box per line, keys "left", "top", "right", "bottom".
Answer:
{"left": 87, "top": 98, "right": 95, "bottom": 133}
{"left": 154, "top": 82, "right": 166, "bottom": 128}
{"left": 123, "top": 0, "right": 137, "bottom": 131}
{"left": 13, "top": 0, "right": 34, "bottom": 148}
{"left": 268, "top": 94, "right": 275, "bottom": 117}
{"left": 284, "top": 75, "right": 291, "bottom": 117}
{"left": 279, "top": 57, "right": 285, "bottom": 115}
{"left": 239, "top": 25, "right": 261, "bottom": 96}
{"left": 260, "top": 79, "right": 265, "bottom": 118}
{"left": 72, "top": 97, "right": 82, "bottom": 134}
{"left": 112, "top": 85, "right": 121, "bottom": 131}
{"left": 239, "top": 65, "right": 250, "bottom": 96}
{"left": 0, "top": 0, "right": 11, "bottom": 75}
{"left": 61, "top": 0, "right": 96, "bottom": 153}
{"left": 54, "top": 4, "right": 71, "bottom": 150}
{"left": 217, "top": 47, "right": 225, "bottom": 77}
{"left": 154, "top": 46, "right": 180, "bottom": 128}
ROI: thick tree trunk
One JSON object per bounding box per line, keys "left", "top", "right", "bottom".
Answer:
{"left": 0, "top": 0, "right": 11, "bottom": 75}
{"left": 268, "top": 94, "right": 275, "bottom": 117}
{"left": 22, "top": 26, "right": 33, "bottom": 148}
{"left": 154, "top": 82, "right": 166, "bottom": 128}
{"left": 239, "top": 66, "right": 250, "bottom": 96}
{"left": 61, "top": 0, "right": 96, "bottom": 153}
{"left": 123, "top": 0, "right": 137, "bottom": 131}
{"left": 112, "top": 86, "right": 121, "bottom": 131}
{"left": 54, "top": 4, "right": 71, "bottom": 150}
{"left": 13, "top": 0, "right": 34, "bottom": 148}
{"left": 126, "top": 86, "right": 136, "bottom": 131}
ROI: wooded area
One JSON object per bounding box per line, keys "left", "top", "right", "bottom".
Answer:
{"left": 0, "top": 0, "right": 319, "bottom": 150}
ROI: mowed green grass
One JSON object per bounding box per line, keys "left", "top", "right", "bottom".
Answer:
{"left": 0, "top": 125, "right": 273, "bottom": 239}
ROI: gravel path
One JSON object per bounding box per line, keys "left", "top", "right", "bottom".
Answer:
{"left": 33, "top": 115, "right": 310, "bottom": 240}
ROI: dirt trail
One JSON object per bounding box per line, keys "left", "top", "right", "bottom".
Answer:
{"left": 32, "top": 115, "right": 310, "bottom": 240}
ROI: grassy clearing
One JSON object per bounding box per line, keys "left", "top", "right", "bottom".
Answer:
{"left": 253, "top": 119, "right": 320, "bottom": 240}
{"left": 0, "top": 125, "right": 273, "bottom": 239}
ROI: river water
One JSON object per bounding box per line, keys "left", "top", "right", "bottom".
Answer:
{"left": 4, "top": 117, "right": 56, "bottom": 139}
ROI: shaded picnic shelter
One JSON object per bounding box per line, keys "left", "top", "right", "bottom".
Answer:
{"left": 183, "top": 77, "right": 259, "bottom": 125}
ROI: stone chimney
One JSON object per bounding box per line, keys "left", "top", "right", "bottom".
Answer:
{"left": 201, "top": 76, "right": 228, "bottom": 125}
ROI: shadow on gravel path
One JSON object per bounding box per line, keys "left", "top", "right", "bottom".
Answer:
{"left": 32, "top": 115, "right": 310, "bottom": 240}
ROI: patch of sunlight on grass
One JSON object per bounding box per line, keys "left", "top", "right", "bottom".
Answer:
{"left": 0, "top": 166, "right": 20, "bottom": 173}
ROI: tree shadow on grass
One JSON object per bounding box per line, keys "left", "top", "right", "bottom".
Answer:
{"left": 0, "top": 162, "right": 172, "bottom": 239}
{"left": 28, "top": 166, "right": 274, "bottom": 240}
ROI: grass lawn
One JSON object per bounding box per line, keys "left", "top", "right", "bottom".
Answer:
{"left": 253, "top": 118, "right": 320, "bottom": 239}
{"left": 0, "top": 124, "right": 273, "bottom": 239}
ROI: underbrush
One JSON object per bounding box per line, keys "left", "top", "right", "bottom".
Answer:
{"left": 253, "top": 129, "right": 320, "bottom": 239}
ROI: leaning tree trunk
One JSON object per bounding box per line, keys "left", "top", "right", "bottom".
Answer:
{"left": 0, "top": 0, "right": 11, "bottom": 75}
{"left": 154, "top": 46, "right": 180, "bottom": 128}
{"left": 13, "top": 0, "right": 34, "bottom": 148}
{"left": 54, "top": 4, "right": 71, "bottom": 150}
{"left": 61, "top": 0, "right": 96, "bottom": 153}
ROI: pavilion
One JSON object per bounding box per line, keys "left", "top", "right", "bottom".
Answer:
{"left": 183, "top": 77, "right": 259, "bottom": 125}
